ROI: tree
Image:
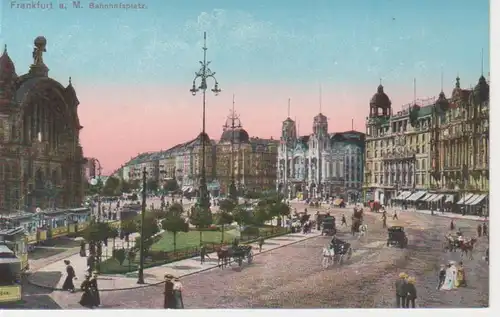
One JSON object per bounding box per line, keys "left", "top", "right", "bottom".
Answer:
{"left": 120, "top": 180, "right": 132, "bottom": 193}
{"left": 232, "top": 204, "right": 253, "bottom": 231}
{"left": 129, "top": 180, "right": 141, "bottom": 190}
{"left": 163, "top": 179, "right": 179, "bottom": 193}
{"left": 120, "top": 219, "right": 137, "bottom": 248}
{"left": 217, "top": 199, "right": 235, "bottom": 242}
{"left": 83, "top": 222, "right": 114, "bottom": 244}
{"left": 189, "top": 205, "right": 213, "bottom": 244}
{"left": 102, "top": 176, "right": 120, "bottom": 196}
{"left": 161, "top": 203, "right": 189, "bottom": 252}
{"left": 147, "top": 179, "right": 159, "bottom": 193}
{"left": 253, "top": 204, "right": 272, "bottom": 225}
{"left": 134, "top": 213, "right": 160, "bottom": 254}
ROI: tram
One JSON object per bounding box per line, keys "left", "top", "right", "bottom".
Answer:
{"left": 0, "top": 227, "right": 28, "bottom": 304}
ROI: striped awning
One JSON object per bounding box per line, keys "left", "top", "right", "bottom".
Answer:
{"left": 457, "top": 193, "right": 474, "bottom": 204}
{"left": 395, "top": 191, "right": 412, "bottom": 200}
{"left": 464, "top": 194, "right": 479, "bottom": 205}
{"left": 468, "top": 194, "right": 487, "bottom": 206}
{"left": 430, "top": 194, "right": 445, "bottom": 202}
{"left": 424, "top": 194, "right": 436, "bottom": 202}
{"left": 406, "top": 191, "right": 427, "bottom": 201}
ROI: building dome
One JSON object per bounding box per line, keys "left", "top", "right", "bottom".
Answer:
{"left": 370, "top": 84, "right": 391, "bottom": 108}
{"left": 220, "top": 128, "right": 250, "bottom": 143}
{"left": 313, "top": 113, "right": 327, "bottom": 124}
{"left": 473, "top": 75, "right": 489, "bottom": 104}
{"left": 0, "top": 45, "right": 17, "bottom": 80}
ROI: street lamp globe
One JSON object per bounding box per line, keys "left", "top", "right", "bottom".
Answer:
{"left": 90, "top": 178, "right": 98, "bottom": 186}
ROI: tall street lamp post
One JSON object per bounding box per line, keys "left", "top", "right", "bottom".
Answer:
{"left": 89, "top": 158, "right": 103, "bottom": 223}
{"left": 137, "top": 166, "right": 147, "bottom": 284}
{"left": 190, "top": 32, "right": 221, "bottom": 210}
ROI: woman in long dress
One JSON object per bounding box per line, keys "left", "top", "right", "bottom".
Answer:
{"left": 62, "top": 260, "right": 76, "bottom": 292}
{"left": 455, "top": 261, "right": 467, "bottom": 287}
{"left": 173, "top": 277, "right": 184, "bottom": 309}
{"left": 89, "top": 272, "right": 101, "bottom": 307}
{"left": 441, "top": 262, "right": 457, "bottom": 290}
{"left": 79, "top": 274, "right": 95, "bottom": 308}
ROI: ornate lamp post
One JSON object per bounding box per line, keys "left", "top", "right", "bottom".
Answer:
{"left": 137, "top": 166, "right": 147, "bottom": 284}
{"left": 190, "top": 32, "right": 221, "bottom": 210}
{"left": 89, "top": 158, "right": 103, "bottom": 223}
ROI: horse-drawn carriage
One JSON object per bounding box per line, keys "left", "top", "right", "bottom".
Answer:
{"left": 387, "top": 226, "right": 408, "bottom": 248}
{"left": 321, "top": 238, "right": 353, "bottom": 268}
{"left": 232, "top": 245, "right": 253, "bottom": 267}
{"left": 443, "top": 230, "right": 476, "bottom": 259}
{"left": 320, "top": 216, "right": 337, "bottom": 236}
{"left": 216, "top": 244, "right": 253, "bottom": 268}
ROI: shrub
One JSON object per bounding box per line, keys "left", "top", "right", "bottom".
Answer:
{"left": 113, "top": 248, "right": 126, "bottom": 265}
{"left": 241, "top": 226, "right": 260, "bottom": 237}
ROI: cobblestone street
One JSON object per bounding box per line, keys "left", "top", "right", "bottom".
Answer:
{"left": 27, "top": 209, "right": 487, "bottom": 309}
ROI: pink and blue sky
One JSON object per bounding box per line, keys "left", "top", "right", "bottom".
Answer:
{"left": 1, "top": 0, "right": 489, "bottom": 174}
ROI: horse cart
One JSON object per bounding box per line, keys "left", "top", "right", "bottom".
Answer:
{"left": 232, "top": 245, "right": 253, "bottom": 267}
{"left": 320, "top": 216, "right": 337, "bottom": 236}
{"left": 351, "top": 208, "right": 364, "bottom": 235}
{"left": 322, "top": 239, "right": 353, "bottom": 268}
{"left": 387, "top": 226, "right": 408, "bottom": 248}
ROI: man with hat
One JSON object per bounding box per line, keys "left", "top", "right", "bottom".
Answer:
{"left": 163, "top": 274, "right": 176, "bottom": 309}
{"left": 405, "top": 277, "right": 417, "bottom": 308}
{"left": 395, "top": 272, "right": 408, "bottom": 308}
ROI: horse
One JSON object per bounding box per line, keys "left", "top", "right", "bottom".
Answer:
{"left": 321, "top": 246, "right": 335, "bottom": 268}
{"left": 459, "top": 237, "right": 477, "bottom": 259}
{"left": 215, "top": 247, "right": 232, "bottom": 268}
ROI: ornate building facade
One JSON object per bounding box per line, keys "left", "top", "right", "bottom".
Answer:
{"left": 215, "top": 110, "right": 278, "bottom": 194}
{"left": 276, "top": 113, "right": 365, "bottom": 201}
{"left": 363, "top": 75, "right": 489, "bottom": 214}
{"left": 0, "top": 37, "right": 86, "bottom": 213}
{"left": 363, "top": 84, "right": 434, "bottom": 204}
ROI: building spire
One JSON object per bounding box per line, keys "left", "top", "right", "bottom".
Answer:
{"left": 481, "top": 48, "right": 484, "bottom": 76}
{"left": 319, "top": 84, "right": 322, "bottom": 113}
{"left": 379, "top": 78, "right": 382, "bottom": 86}
{"left": 440, "top": 67, "right": 444, "bottom": 92}
{"left": 296, "top": 117, "right": 300, "bottom": 136}
{"left": 232, "top": 93, "right": 235, "bottom": 126}
{"left": 287, "top": 98, "right": 291, "bottom": 118}
{"left": 3, "top": 44, "right": 6, "bottom": 54}
{"left": 351, "top": 118, "right": 354, "bottom": 130}
{"left": 413, "top": 78, "right": 417, "bottom": 104}
{"left": 69, "top": 76, "right": 72, "bottom": 85}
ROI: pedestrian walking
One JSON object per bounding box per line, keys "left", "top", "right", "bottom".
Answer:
{"left": 382, "top": 214, "right": 387, "bottom": 228}
{"left": 392, "top": 212, "right": 398, "bottom": 220}
{"left": 405, "top": 277, "right": 417, "bottom": 308}
{"left": 163, "top": 274, "right": 176, "bottom": 309}
{"left": 341, "top": 214, "right": 347, "bottom": 226}
{"left": 79, "top": 241, "right": 86, "bottom": 257}
{"left": 89, "top": 271, "right": 101, "bottom": 307}
{"left": 450, "top": 220, "right": 455, "bottom": 231}
{"left": 482, "top": 223, "right": 488, "bottom": 237}
{"left": 395, "top": 272, "right": 408, "bottom": 308}
{"left": 437, "top": 265, "right": 446, "bottom": 290}
{"left": 79, "top": 274, "right": 94, "bottom": 309}
{"left": 258, "top": 236, "right": 264, "bottom": 252}
{"left": 62, "top": 260, "right": 76, "bottom": 292}
{"left": 200, "top": 244, "right": 207, "bottom": 264}
{"left": 173, "top": 277, "right": 184, "bottom": 309}
{"left": 87, "top": 254, "right": 95, "bottom": 274}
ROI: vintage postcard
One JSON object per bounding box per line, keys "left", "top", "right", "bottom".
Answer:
{"left": 0, "top": 0, "right": 490, "bottom": 310}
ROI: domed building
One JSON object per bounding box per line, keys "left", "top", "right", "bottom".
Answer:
{"left": 0, "top": 37, "right": 86, "bottom": 214}
{"left": 215, "top": 109, "right": 278, "bottom": 195}
{"left": 276, "top": 111, "right": 365, "bottom": 201}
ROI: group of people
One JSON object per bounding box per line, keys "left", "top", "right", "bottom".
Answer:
{"left": 163, "top": 274, "right": 184, "bottom": 309}
{"left": 438, "top": 260, "right": 466, "bottom": 290}
{"left": 395, "top": 272, "right": 418, "bottom": 308}
{"left": 61, "top": 259, "right": 101, "bottom": 308}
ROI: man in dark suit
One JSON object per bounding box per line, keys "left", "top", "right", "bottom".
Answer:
{"left": 395, "top": 272, "right": 408, "bottom": 308}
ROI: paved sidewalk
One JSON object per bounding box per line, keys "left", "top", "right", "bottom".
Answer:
{"left": 388, "top": 207, "right": 488, "bottom": 222}
{"left": 27, "top": 231, "right": 321, "bottom": 292}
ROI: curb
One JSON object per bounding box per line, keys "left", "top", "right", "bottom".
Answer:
{"left": 27, "top": 232, "right": 321, "bottom": 292}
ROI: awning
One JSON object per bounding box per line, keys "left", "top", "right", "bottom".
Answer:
{"left": 419, "top": 194, "right": 432, "bottom": 201}
{"left": 457, "top": 193, "right": 474, "bottom": 204}
{"left": 431, "top": 194, "right": 444, "bottom": 202}
{"left": 445, "top": 195, "right": 455, "bottom": 203}
{"left": 394, "top": 191, "right": 408, "bottom": 200}
{"left": 406, "top": 191, "right": 427, "bottom": 201}
{"left": 423, "top": 194, "right": 436, "bottom": 202}
{"left": 468, "top": 194, "right": 487, "bottom": 206}
{"left": 181, "top": 186, "right": 189, "bottom": 192}
{"left": 187, "top": 187, "right": 194, "bottom": 193}
{"left": 396, "top": 191, "right": 412, "bottom": 200}
{"left": 464, "top": 194, "right": 479, "bottom": 205}
{"left": 333, "top": 198, "right": 344, "bottom": 205}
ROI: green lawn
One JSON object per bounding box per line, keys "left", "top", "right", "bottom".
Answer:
{"left": 150, "top": 229, "right": 239, "bottom": 252}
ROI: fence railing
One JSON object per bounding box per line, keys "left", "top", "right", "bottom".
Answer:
{"left": 98, "top": 226, "right": 290, "bottom": 274}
